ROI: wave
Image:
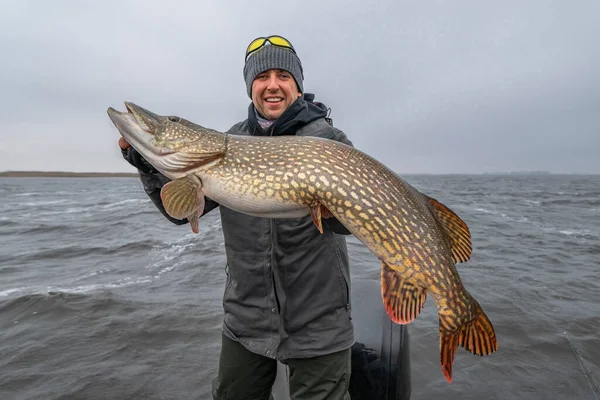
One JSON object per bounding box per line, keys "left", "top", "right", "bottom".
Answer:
{"left": 98, "top": 198, "right": 150, "bottom": 210}
{"left": 0, "top": 291, "right": 92, "bottom": 315}
{"left": 18, "top": 207, "right": 94, "bottom": 218}
{"left": 473, "top": 207, "right": 530, "bottom": 223}
{"left": 77, "top": 268, "right": 112, "bottom": 280}
{"left": 0, "top": 287, "right": 28, "bottom": 297}
{"left": 13, "top": 192, "right": 38, "bottom": 197}
{"left": 541, "top": 198, "right": 600, "bottom": 207}
{"left": 20, "top": 199, "right": 74, "bottom": 207}
{"left": 0, "top": 276, "right": 156, "bottom": 302}
{"left": 144, "top": 234, "right": 206, "bottom": 277}
{"left": 556, "top": 228, "right": 598, "bottom": 238}
{"left": 0, "top": 218, "right": 18, "bottom": 227}
{"left": 472, "top": 206, "right": 597, "bottom": 238}
{"left": 0, "top": 237, "right": 201, "bottom": 300}
{"left": 0, "top": 290, "right": 162, "bottom": 325}
{"left": 13, "top": 199, "right": 149, "bottom": 219}
{"left": 45, "top": 278, "right": 155, "bottom": 295}
{"left": 4, "top": 241, "right": 164, "bottom": 264}
{"left": 473, "top": 207, "right": 500, "bottom": 215}
{"left": 11, "top": 223, "right": 73, "bottom": 235}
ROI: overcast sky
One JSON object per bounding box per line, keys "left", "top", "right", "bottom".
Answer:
{"left": 1, "top": 0, "right": 598, "bottom": 174}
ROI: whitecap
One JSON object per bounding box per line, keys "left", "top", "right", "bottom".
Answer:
{"left": 557, "top": 229, "right": 598, "bottom": 238}
{"left": 22, "top": 199, "right": 73, "bottom": 207}
{"left": 46, "top": 277, "right": 154, "bottom": 294}
{"left": 99, "top": 198, "right": 150, "bottom": 210}
{"left": 524, "top": 199, "right": 541, "bottom": 206}
{"left": 0, "top": 287, "right": 27, "bottom": 297}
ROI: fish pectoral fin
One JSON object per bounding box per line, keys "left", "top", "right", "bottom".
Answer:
{"left": 175, "top": 150, "right": 223, "bottom": 163}
{"left": 423, "top": 194, "right": 472, "bottom": 264}
{"left": 160, "top": 175, "right": 205, "bottom": 233}
{"left": 438, "top": 300, "right": 498, "bottom": 382}
{"left": 380, "top": 261, "right": 427, "bottom": 324}
{"left": 167, "top": 149, "right": 225, "bottom": 172}
{"left": 310, "top": 202, "right": 333, "bottom": 234}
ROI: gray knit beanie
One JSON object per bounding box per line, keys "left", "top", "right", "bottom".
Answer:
{"left": 243, "top": 44, "right": 304, "bottom": 98}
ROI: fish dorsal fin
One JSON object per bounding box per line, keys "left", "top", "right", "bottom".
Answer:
{"left": 160, "top": 174, "right": 205, "bottom": 233}
{"left": 423, "top": 194, "right": 472, "bottom": 263}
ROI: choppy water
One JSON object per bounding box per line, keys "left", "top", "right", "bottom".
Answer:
{"left": 0, "top": 175, "right": 598, "bottom": 400}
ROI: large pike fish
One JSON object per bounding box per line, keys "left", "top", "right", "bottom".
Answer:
{"left": 107, "top": 102, "right": 498, "bottom": 382}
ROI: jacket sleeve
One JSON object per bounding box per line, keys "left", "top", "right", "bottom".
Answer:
{"left": 315, "top": 125, "right": 354, "bottom": 236}
{"left": 330, "top": 127, "right": 354, "bottom": 147}
{"left": 121, "top": 147, "right": 220, "bottom": 225}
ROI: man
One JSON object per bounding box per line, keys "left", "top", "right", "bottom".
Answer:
{"left": 119, "top": 35, "right": 355, "bottom": 400}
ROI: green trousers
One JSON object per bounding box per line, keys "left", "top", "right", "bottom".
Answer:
{"left": 212, "top": 335, "right": 351, "bottom": 400}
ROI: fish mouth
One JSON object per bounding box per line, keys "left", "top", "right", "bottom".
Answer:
{"left": 107, "top": 102, "right": 173, "bottom": 163}
{"left": 107, "top": 102, "right": 159, "bottom": 136}
{"left": 107, "top": 101, "right": 228, "bottom": 181}
{"left": 107, "top": 101, "right": 164, "bottom": 147}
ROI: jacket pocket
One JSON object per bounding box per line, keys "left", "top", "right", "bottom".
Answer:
{"left": 334, "top": 245, "right": 351, "bottom": 310}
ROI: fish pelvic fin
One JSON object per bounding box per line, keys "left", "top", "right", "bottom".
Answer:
{"left": 310, "top": 202, "right": 333, "bottom": 234}
{"left": 439, "top": 300, "right": 498, "bottom": 383}
{"left": 381, "top": 262, "right": 427, "bottom": 324}
{"left": 187, "top": 208, "right": 204, "bottom": 234}
{"left": 423, "top": 194, "right": 472, "bottom": 264}
{"left": 160, "top": 174, "right": 205, "bottom": 233}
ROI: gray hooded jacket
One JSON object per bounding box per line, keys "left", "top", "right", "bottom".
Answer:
{"left": 123, "top": 95, "right": 355, "bottom": 360}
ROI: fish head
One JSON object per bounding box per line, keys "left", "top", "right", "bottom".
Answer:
{"left": 107, "top": 102, "right": 226, "bottom": 180}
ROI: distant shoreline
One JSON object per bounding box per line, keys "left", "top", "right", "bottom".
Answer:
{"left": 0, "top": 171, "right": 138, "bottom": 178}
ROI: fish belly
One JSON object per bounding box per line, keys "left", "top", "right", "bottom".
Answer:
{"left": 201, "top": 174, "right": 309, "bottom": 218}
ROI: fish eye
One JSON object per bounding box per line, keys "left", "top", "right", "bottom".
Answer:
{"left": 168, "top": 116, "right": 180, "bottom": 122}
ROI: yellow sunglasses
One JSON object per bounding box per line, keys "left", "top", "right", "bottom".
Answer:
{"left": 245, "top": 35, "right": 297, "bottom": 61}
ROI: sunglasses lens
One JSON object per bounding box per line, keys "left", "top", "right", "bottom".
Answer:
{"left": 268, "top": 36, "right": 292, "bottom": 48}
{"left": 245, "top": 36, "right": 296, "bottom": 61}
{"left": 246, "top": 38, "right": 266, "bottom": 56}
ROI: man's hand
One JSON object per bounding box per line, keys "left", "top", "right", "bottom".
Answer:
{"left": 118, "top": 137, "right": 131, "bottom": 150}
{"left": 119, "top": 136, "right": 155, "bottom": 173}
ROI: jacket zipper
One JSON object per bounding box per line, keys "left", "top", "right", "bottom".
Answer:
{"left": 269, "top": 219, "right": 281, "bottom": 314}
{"left": 335, "top": 246, "right": 351, "bottom": 316}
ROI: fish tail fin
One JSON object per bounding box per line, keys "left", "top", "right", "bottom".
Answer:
{"left": 439, "top": 300, "right": 498, "bottom": 383}
{"left": 439, "top": 327, "right": 459, "bottom": 383}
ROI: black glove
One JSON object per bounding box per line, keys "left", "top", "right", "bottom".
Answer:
{"left": 121, "top": 147, "right": 157, "bottom": 174}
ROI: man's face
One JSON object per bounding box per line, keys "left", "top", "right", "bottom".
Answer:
{"left": 251, "top": 69, "right": 301, "bottom": 120}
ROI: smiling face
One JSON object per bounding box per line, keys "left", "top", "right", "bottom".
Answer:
{"left": 251, "top": 68, "right": 302, "bottom": 120}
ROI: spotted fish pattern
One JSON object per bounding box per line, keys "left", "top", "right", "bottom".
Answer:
{"left": 202, "top": 134, "right": 498, "bottom": 382}
{"left": 107, "top": 103, "right": 498, "bottom": 382}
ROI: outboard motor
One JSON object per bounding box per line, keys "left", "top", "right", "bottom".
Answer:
{"left": 272, "top": 279, "right": 411, "bottom": 399}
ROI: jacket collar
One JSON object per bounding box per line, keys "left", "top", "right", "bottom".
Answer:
{"left": 247, "top": 93, "right": 328, "bottom": 136}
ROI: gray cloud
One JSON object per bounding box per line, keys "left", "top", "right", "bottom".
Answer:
{"left": 1, "top": 0, "right": 598, "bottom": 173}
